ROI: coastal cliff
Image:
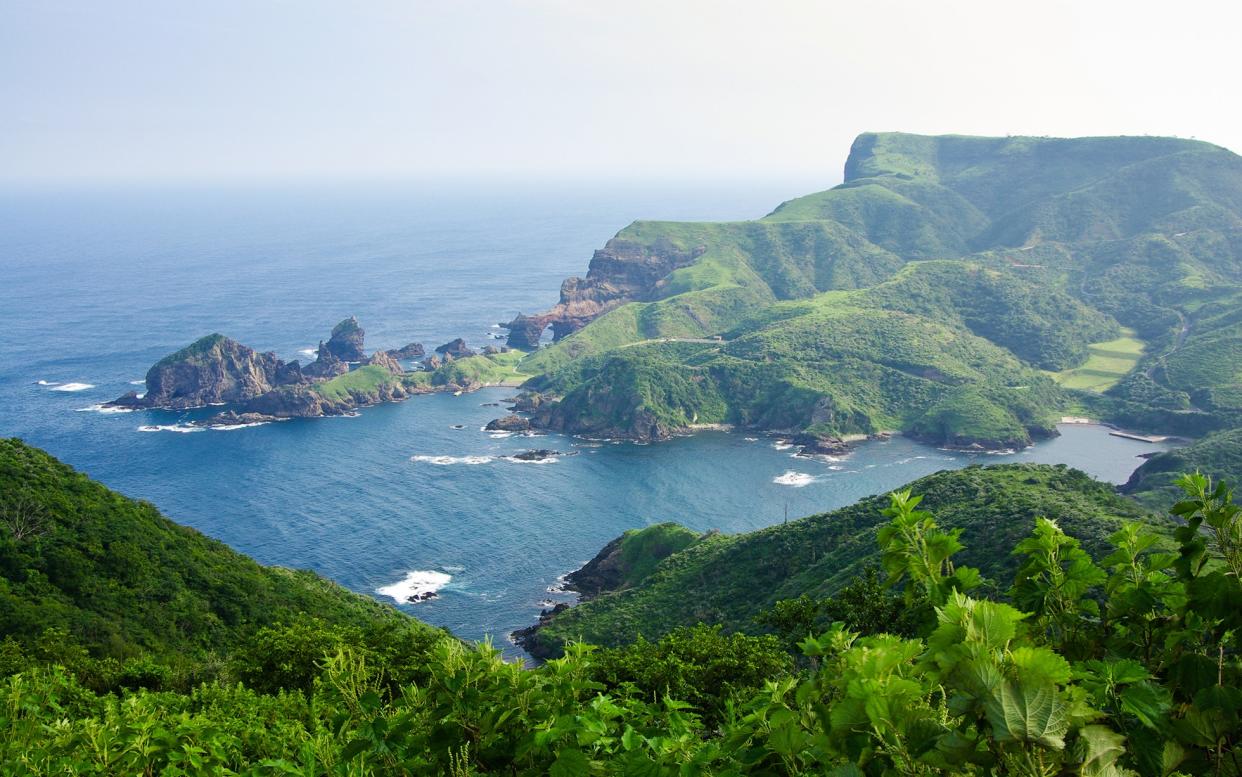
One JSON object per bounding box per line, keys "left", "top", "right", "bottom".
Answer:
{"left": 502, "top": 237, "right": 707, "bottom": 348}
{"left": 108, "top": 334, "right": 296, "bottom": 410}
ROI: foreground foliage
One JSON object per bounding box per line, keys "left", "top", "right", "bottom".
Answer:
{"left": 3, "top": 458, "right": 1239, "bottom": 774}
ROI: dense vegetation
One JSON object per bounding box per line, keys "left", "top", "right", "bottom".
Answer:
{"left": 516, "top": 132, "right": 1242, "bottom": 462}
{"left": 525, "top": 464, "right": 1167, "bottom": 655}
{"left": 1123, "top": 428, "right": 1242, "bottom": 509}
{"left": 0, "top": 438, "right": 439, "bottom": 692}
{"left": 3, "top": 442, "right": 1240, "bottom": 775}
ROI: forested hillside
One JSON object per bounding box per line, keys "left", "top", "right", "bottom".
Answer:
{"left": 3, "top": 441, "right": 1240, "bottom": 775}
{"left": 511, "top": 133, "right": 1242, "bottom": 465}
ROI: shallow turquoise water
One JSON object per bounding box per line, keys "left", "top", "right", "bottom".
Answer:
{"left": 0, "top": 183, "right": 1176, "bottom": 653}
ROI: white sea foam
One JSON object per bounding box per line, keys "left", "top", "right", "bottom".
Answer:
{"left": 129, "top": 380, "right": 145, "bottom": 385}
{"left": 411, "top": 455, "right": 494, "bottom": 465}
{"left": 489, "top": 431, "right": 514, "bottom": 439}
{"left": 210, "top": 422, "right": 270, "bottom": 431}
{"left": 772, "top": 442, "right": 794, "bottom": 451}
{"left": 773, "top": 471, "right": 818, "bottom": 487}
{"left": 50, "top": 382, "right": 95, "bottom": 392}
{"left": 743, "top": 436, "right": 759, "bottom": 442}
{"left": 298, "top": 348, "right": 317, "bottom": 358}
{"left": 138, "top": 424, "right": 205, "bottom": 434}
{"left": 36, "top": 380, "right": 58, "bottom": 386}
{"left": 442, "top": 565, "right": 465, "bottom": 573}
{"left": 506, "top": 456, "right": 558, "bottom": 464}
{"left": 376, "top": 570, "right": 452, "bottom": 604}
{"left": 76, "top": 404, "right": 135, "bottom": 414}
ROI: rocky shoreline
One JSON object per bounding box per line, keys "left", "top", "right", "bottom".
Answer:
{"left": 108, "top": 318, "right": 521, "bottom": 426}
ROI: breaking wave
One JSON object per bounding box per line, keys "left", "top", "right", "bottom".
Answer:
{"left": 411, "top": 454, "right": 494, "bottom": 465}
{"left": 773, "top": 471, "right": 818, "bottom": 487}
{"left": 376, "top": 570, "right": 452, "bottom": 604}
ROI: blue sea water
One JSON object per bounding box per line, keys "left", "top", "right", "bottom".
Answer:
{"left": 0, "top": 181, "right": 1177, "bottom": 655}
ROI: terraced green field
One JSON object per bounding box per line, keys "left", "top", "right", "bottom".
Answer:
{"left": 1050, "top": 330, "right": 1144, "bottom": 391}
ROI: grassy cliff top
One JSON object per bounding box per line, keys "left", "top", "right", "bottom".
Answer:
{"left": 152, "top": 333, "right": 230, "bottom": 368}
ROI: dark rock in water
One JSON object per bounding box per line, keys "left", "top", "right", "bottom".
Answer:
{"left": 486, "top": 415, "right": 532, "bottom": 432}
{"left": 362, "top": 350, "right": 404, "bottom": 375}
{"left": 389, "top": 342, "right": 425, "bottom": 359}
{"left": 323, "top": 316, "right": 366, "bottom": 362}
{"left": 481, "top": 402, "right": 500, "bottom": 407}
{"left": 193, "top": 411, "right": 280, "bottom": 428}
{"left": 789, "top": 432, "right": 851, "bottom": 457}
{"left": 405, "top": 591, "right": 439, "bottom": 603}
{"left": 452, "top": 424, "right": 465, "bottom": 429}
{"left": 434, "top": 338, "right": 475, "bottom": 358}
{"left": 105, "top": 333, "right": 289, "bottom": 410}
{"left": 482, "top": 345, "right": 501, "bottom": 355}
{"left": 510, "top": 448, "right": 571, "bottom": 461}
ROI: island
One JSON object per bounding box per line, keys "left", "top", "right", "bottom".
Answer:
{"left": 106, "top": 317, "right": 532, "bottom": 425}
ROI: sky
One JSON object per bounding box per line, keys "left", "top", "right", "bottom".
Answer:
{"left": 2, "top": 0, "right": 1239, "bottom": 185}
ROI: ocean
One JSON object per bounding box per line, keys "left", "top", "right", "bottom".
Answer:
{"left": 0, "top": 181, "right": 1177, "bottom": 654}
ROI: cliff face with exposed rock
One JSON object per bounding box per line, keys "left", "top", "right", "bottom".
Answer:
{"left": 502, "top": 237, "right": 707, "bottom": 348}
{"left": 108, "top": 334, "right": 295, "bottom": 410}
{"left": 321, "top": 316, "right": 366, "bottom": 362}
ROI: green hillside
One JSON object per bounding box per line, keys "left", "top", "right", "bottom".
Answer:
{"left": 523, "top": 464, "right": 1171, "bottom": 655}
{"left": 2, "top": 443, "right": 1240, "bottom": 775}
{"left": 1123, "top": 427, "right": 1242, "bottom": 508}
{"left": 518, "top": 132, "right": 1242, "bottom": 450}
{"left": 0, "top": 438, "right": 438, "bottom": 687}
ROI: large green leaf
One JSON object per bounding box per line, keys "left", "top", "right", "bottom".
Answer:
{"left": 984, "top": 680, "right": 1069, "bottom": 749}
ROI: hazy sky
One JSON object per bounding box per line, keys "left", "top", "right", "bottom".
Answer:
{"left": 2, "top": 0, "right": 1239, "bottom": 185}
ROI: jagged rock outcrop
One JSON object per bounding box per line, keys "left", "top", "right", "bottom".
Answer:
{"left": 274, "top": 360, "right": 306, "bottom": 385}
{"left": 302, "top": 348, "right": 348, "bottom": 380}
{"left": 435, "top": 338, "right": 475, "bottom": 358}
{"left": 508, "top": 392, "right": 545, "bottom": 412}
{"left": 422, "top": 354, "right": 443, "bottom": 370}
{"left": 485, "top": 415, "right": 532, "bottom": 432}
{"left": 389, "top": 342, "right": 425, "bottom": 359}
{"left": 502, "top": 238, "right": 707, "bottom": 348}
{"left": 362, "top": 350, "right": 404, "bottom": 375}
{"left": 322, "top": 316, "right": 365, "bottom": 362}
{"left": 502, "top": 314, "right": 548, "bottom": 350}
{"left": 106, "top": 334, "right": 288, "bottom": 410}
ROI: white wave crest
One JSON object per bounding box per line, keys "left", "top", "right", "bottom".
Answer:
{"left": 773, "top": 471, "right": 818, "bottom": 487}
{"left": 411, "top": 455, "right": 494, "bottom": 465}
{"left": 506, "top": 456, "right": 558, "bottom": 464}
{"left": 210, "top": 422, "right": 270, "bottom": 431}
{"left": 50, "top": 382, "right": 95, "bottom": 392}
{"left": 129, "top": 380, "right": 146, "bottom": 385}
{"left": 298, "top": 348, "right": 317, "bottom": 358}
{"left": 76, "top": 404, "right": 135, "bottom": 414}
{"left": 376, "top": 570, "right": 452, "bottom": 604}
{"left": 771, "top": 442, "right": 794, "bottom": 450}
{"left": 36, "top": 380, "right": 58, "bottom": 386}
{"left": 138, "top": 424, "right": 205, "bottom": 434}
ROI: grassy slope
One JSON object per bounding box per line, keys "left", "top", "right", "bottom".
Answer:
{"left": 528, "top": 463, "right": 1170, "bottom": 654}
{"left": 1051, "top": 330, "right": 1145, "bottom": 392}
{"left": 522, "top": 133, "right": 1242, "bottom": 448}
{"left": 405, "top": 350, "right": 535, "bottom": 390}
{"left": 0, "top": 439, "right": 420, "bottom": 660}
